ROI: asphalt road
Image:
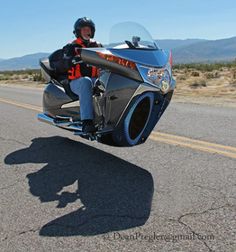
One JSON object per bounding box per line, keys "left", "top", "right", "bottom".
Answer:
{"left": 0, "top": 85, "right": 235, "bottom": 252}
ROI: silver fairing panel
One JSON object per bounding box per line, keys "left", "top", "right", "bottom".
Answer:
{"left": 81, "top": 47, "right": 169, "bottom": 68}
{"left": 80, "top": 48, "right": 142, "bottom": 81}
{"left": 42, "top": 83, "right": 80, "bottom": 118}
{"left": 109, "top": 48, "right": 169, "bottom": 68}
{"left": 98, "top": 72, "right": 140, "bottom": 126}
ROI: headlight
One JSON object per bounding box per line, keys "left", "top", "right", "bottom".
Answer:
{"left": 137, "top": 64, "right": 171, "bottom": 93}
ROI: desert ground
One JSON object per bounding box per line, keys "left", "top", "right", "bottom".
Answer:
{"left": 0, "top": 63, "right": 236, "bottom": 107}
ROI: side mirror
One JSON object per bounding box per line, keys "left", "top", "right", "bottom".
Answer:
{"left": 132, "top": 36, "right": 141, "bottom": 47}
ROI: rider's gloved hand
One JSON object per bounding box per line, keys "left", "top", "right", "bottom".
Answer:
{"left": 63, "top": 43, "right": 82, "bottom": 57}
{"left": 71, "top": 55, "right": 82, "bottom": 65}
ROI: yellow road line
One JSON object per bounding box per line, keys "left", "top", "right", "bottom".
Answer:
{"left": 1, "top": 96, "right": 235, "bottom": 159}
{"left": 149, "top": 134, "right": 236, "bottom": 159}
{"left": 151, "top": 131, "right": 236, "bottom": 153}
{"left": 0, "top": 97, "right": 42, "bottom": 112}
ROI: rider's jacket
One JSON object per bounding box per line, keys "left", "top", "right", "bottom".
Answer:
{"left": 67, "top": 37, "right": 101, "bottom": 80}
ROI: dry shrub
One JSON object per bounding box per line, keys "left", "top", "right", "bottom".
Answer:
{"left": 205, "top": 71, "right": 220, "bottom": 79}
{"left": 230, "top": 79, "right": 236, "bottom": 87}
{"left": 191, "top": 71, "right": 200, "bottom": 77}
{"left": 0, "top": 75, "right": 10, "bottom": 80}
{"left": 178, "top": 75, "right": 187, "bottom": 80}
{"left": 205, "top": 73, "right": 214, "bottom": 79}
{"left": 232, "top": 70, "right": 236, "bottom": 79}
{"left": 190, "top": 79, "right": 207, "bottom": 88}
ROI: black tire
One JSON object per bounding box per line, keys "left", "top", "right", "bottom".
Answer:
{"left": 112, "top": 92, "right": 154, "bottom": 147}
{"left": 98, "top": 133, "right": 119, "bottom": 146}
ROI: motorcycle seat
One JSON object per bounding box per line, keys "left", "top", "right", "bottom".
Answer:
{"left": 40, "top": 58, "right": 55, "bottom": 77}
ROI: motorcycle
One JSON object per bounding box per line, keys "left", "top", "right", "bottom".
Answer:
{"left": 38, "top": 22, "right": 176, "bottom": 147}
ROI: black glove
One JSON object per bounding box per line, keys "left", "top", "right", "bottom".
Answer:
{"left": 63, "top": 43, "right": 82, "bottom": 57}
{"left": 71, "top": 55, "right": 82, "bottom": 65}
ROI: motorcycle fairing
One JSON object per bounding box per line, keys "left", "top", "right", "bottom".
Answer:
{"left": 109, "top": 48, "right": 169, "bottom": 68}
{"left": 80, "top": 47, "right": 170, "bottom": 83}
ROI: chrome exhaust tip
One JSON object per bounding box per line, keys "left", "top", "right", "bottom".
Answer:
{"left": 37, "top": 113, "right": 83, "bottom": 132}
{"left": 37, "top": 113, "right": 54, "bottom": 125}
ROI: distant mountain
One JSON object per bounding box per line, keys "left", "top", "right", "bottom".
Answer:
{"left": 156, "top": 39, "right": 207, "bottom": 50}
{"left": 0, "top": 37, "right": 236, "bottom": 70}
{"left": 0, "top": 53, "right": 49, "bottom": 71}
{"left": 172, "top": 37, "right": 236, "bottom": 63}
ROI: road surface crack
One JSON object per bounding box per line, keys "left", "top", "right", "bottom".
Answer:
{"left": 1, "top": 227, "right": 41, "bottom": 243}
{"left": 18, "top": 227, "right": 41, "bottom": 236}
{"left": 12, "top": 214, "right": 147, "bottom": 237}
{"left": 1, "top": 235, "right": 8, "bottom": 242}
{"left": 177, "top": 216, "right": 214, "bottom": 252}
{"left": 170, "top": 204, "right": 235, "bottom": 252}
{"left": 0, "top": 136, "right": 27, "bottom": 147}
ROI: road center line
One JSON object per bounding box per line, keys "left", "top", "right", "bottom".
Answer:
{"left": 0, "top": 97, "right": 41, "bottom": 112}
{"left": 151, "top": 131, "right": 236, "bottom": 152}
{"left": 149, "top": 134, "right": 236, "bottom": 159}
{"left": 1, "top": 97, "right": 235, "bottom": 159}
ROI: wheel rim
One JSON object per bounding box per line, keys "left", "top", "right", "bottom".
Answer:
{"left": 124, "top": 92, "right": 154, "bottom": 145}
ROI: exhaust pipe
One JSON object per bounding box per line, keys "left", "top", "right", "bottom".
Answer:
{"left": 37, "top": 113, "right": 109, "bottom": 140}
{"left": 37, "top": 113, "right": 54, "bottom": 125}
{"left": 37, "top": 113, "right": 83, "bottom": 132}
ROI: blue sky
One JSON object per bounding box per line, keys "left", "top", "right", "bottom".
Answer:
{"left": 0, "top": 0, "right": 236, "bottom": 58}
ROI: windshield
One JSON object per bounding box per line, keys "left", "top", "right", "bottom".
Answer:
{"left": 108, "top": 22, "right": 158, "bottom": 50}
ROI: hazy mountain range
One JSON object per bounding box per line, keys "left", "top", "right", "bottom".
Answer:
{"left": 171, "top": 37, "right": 236, "bottom": 63}
{"left": 0, "top": 53, "right": 49, "bottom": 71}
{"left": 0, "top": 37, "right": 236, "bottom": 70}
{"left": 157, "top": 38, "right": 207, "bottom": 50}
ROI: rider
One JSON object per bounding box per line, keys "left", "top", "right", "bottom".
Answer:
{"left": 65, "top": 17, "right": 102, "bottom": 133}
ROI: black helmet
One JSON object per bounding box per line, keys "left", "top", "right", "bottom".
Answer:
{"left": 73, "top": 17, "right": 95, "bottom": 39}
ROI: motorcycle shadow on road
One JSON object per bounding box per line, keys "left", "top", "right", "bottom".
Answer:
{"left": 4, "top": 136, "right": 154, "bottom": 237}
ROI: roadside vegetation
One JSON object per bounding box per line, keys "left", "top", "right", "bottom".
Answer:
{"left": 174, "top": 60, "right": 236, "bottom": 71}
{"left": 0, "top": 69, "right": 44, "bottom": 83}
{"left": 0, "top": 61, "right": 236, "bottom": 102}
{"left": 172, "top": 61, "right": 236, "bottom": 101}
